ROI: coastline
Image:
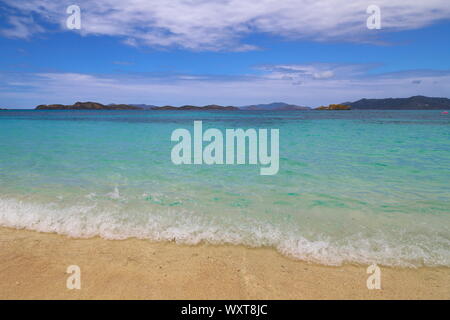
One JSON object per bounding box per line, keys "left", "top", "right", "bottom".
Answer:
{"left": 0, "top": 227, "right": 448, "bottom": 299}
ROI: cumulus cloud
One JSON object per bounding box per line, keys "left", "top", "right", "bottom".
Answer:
{"left": 1, "top": 0, "right": 450, "bottom": 50}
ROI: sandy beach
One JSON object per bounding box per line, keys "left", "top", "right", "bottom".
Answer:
{"left": 0, "top": 227, "right": 448, "bottom": 300}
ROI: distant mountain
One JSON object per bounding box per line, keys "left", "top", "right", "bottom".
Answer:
{"left": 343, "top": 96, "right": 450, "bottom": 110}
{"left": 151, "top": 105, "right": 239, "bottom": 111}
{"left": 240, "top": 102, "right": 310, "bottom": 110}
{"left": 36, "top": 102, "right": 143, "bottom": 110}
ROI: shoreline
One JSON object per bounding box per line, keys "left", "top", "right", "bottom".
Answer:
{"left": 0, "top": 226, "right": 448, "bottom": 299}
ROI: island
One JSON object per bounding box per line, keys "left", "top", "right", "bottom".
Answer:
{"left": 32, "top": 96, "right": 450, "bottom": 111}
{"left": 315, "top": 104, "right": 351, "bottom": 110}
{"left": 151, "top": 105, "right": 239, "bottom": 110}
{"left": 240, "top": 102, "right": 310, "bottom": 110}
{"left": 35, "top": 102, "right": 143, "bottom": 110}
{"left": 342, "top": 95, "right": 450, "bottom": 110}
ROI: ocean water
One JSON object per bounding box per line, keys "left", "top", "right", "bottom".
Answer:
{"left": 0, "top": 110, "right": 449, "bottom": 267}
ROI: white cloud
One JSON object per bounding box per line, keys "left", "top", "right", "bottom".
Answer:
{"left": 1, "top": 0, "right": 450, "bottom": 50}
{"left": 1, "top": 65, "right": 450, "bottom": 108}
{"left": 257, "top": 63, "right": 375, "bottom": 83}
{"left": 0, "top": 16, "right": 44, "bottom": 39}
{"left": 313, "top": 71, "right": 335, "bottom": 80}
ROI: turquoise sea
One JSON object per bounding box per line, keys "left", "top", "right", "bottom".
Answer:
{"left": 0, "top": 110, "right": 449, "bottom": 267}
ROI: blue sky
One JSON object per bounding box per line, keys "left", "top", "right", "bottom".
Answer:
{"left": 1, "top": 0, "right": 450, "bottom": 108}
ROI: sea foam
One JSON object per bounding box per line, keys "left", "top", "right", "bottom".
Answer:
{"left": 1, "top": 197, "right": 449, "bottom": 268}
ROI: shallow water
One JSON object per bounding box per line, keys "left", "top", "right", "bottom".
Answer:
{"left": 0, "top": 110, "right": 449, "bottom": 267}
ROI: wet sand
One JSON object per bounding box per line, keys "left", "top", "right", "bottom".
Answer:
{"left": 0, "top": 227, "right": 448, "bottom": 299}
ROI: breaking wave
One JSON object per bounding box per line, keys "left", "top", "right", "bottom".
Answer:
{"left": 1, "top": 197, "right": 449, "bottom": 268}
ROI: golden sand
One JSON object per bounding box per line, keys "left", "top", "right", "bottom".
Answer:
{"left": 0, "top": 227, "right": 448, "bottom": 299}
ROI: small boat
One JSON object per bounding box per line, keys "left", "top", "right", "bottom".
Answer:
{"left": 441, "top": 111, "right": 449, "bottom": 115}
